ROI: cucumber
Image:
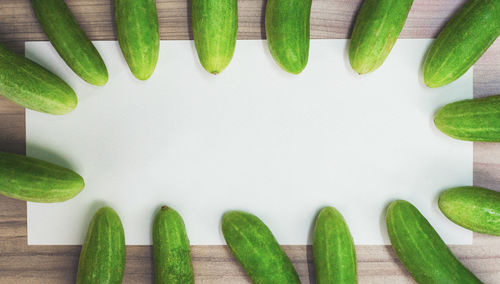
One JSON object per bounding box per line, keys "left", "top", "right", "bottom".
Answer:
{"left": 265, "top": 0, "right": 311, "bottom": 74}
{"left": 349, "top": 0, "right": 414, "bottom": 74}
{"left": 313, "top": 207, "right": 357, "bottom": 284}
{"left": 386, "top": 200, "right": 481, "bottom": 283}
{"left": 153, "top": 206, "right": 194, "bottom": 284}
{"left": 0, "top": 44, "right": 77, "bottom": 115}
{"left": 423, "top": 0, "right": 500, "bottom": 88}
{"left": 191, "top": 0, "right": 237, "bottom": 75}
{"left": 221, "top": 210, "right": 300, "bottom": 283}
{"left": 114, "top": 0, "right": 160, "bottom": 80}
{"left": 439, "top": 186, "right": 500, "bottom": 236}
{"left": 30, "top": 0, "right": 109, "bottom": 86}
{"left": 0, "top": 151, "right": 84, "bottom": 202}
{"left": 434, "top": 95, "right": 500, "bottom": 142}
{"left": 76, "top": 207, "right": 126, "bottom": 284}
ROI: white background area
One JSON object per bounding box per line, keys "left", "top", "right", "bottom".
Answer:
{"left": 26, "top": 39, "right": 473, "bottom": 245}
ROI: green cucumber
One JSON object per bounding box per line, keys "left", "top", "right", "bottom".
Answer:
{"left": 434, "top": 95, "right": 500, "bottom": 142}
{"left": 0, "top": 44, "right": 77, "bottom": 115}
{"left": 114, "top": 0, "right": 160, "bottom": 80}
{"left": 191, "top": 0, "right": 237, "bottom": 74}
{"left": 265, "top": 0, "right": 311, "bottom": 74}
{"left": 153, "top": 206, "right": 194, "bottom": 284}
{"left": 221, "top": 210, "right": 300, "bottom": 284}
{"left": 76, "top": 207, "right": 126, "bottom": 284}
{"left": 30, "top": 0, "right": 108, "bottom": 86}
{"left": 0, "top": 151, "right": 84, "bottom": 202}
{"left": 386, "top": 200, "right": 481, "bottom": 283}
{"left": 313, "top": 207, "right": 357, "bottom": 284}
{"left": 423, "top": 0, "right": 500, "bottom": 88}
{"left": 349, "top": 0, "right": 414, "bottom": 74}
{"left": 439, "top": 186, "right": 500, "bottom": 236}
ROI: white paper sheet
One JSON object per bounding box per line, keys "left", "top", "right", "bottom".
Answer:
{"left": 26, "top": 39, "right": 473, "bottom": 245}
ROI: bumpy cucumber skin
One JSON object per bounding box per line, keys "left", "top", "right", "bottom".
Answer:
{"left": 0, "top": 151, "right": 84, "bottom": 202}
{"left": 349, "top": 0, "right": 414, "bottom": 74}
{"left": 313, "top": 207, "right": 357, "bottom": 284}
{"left": 424, "top": 0, "right": 500, "bottom": 88}
{"left": 76, "top": 207, "right": 125, "bottom": 284}
{"left": 153, "top": 206, "right": 194, "bottom": 284}
{"left": 265, "top": 0, "right": 311, "bottom": 74}
{"left": 0, "top": 44, "right": 77, "bottom": 115}
{"left": 439, "top": 186, "right": 500, "bottom": 236}
{"left": 191, "top": 0, "right": 237, "bottom": 75}
{"left": 434, "top": 95, "right": 500, "bottom": 142}
{"left": 30, "top": 0, "right": 108, "bottom": 86}
{"left": 115, "top": 0, "right": 159, "bottom": 80}
{"left": 386, "top": 200, "right": 481, "bottom": 283}
{"left": 222, "top": 211, "right": 300, "bottom": 284}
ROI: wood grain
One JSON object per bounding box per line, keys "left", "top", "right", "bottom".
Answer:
{"left": 1, "top": 0, "right": 499, "bottom": 283}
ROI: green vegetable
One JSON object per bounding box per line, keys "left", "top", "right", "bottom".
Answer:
{"left": 423, "top": 0, "right": 500, "bottom": 88}
{"left": 222, "top": 210, "right": 300, "bottom": 284}
{"left": 153, "top": 206, "right": 194, "bottom": 284}
{"left": 114, "top": 0, "right": 159, "bottom": 80}
{"left": 0, "top": 151, "right": 84, "bottom": 202}
{"left": 265, "top": 0, "right": 311, "bottom": 74}
{"left": 434, "top": 95, "right": 500, "bottom": 142}
{"left": 191, "top": 0, "right": 237, "bottom": 75}
{"left": 30, "top": 0, "right": 108, "bottom": 86}
{"left": 76, "top": 207, "right": 126, "bottom": 284}
{"left": 386, "top": 200, "right": 481, "bottom": 283}
{"left": 0, "top": 44, "right": 77, "bottom": 115}
{"left": 313, "top": 207, "right": 357, "bottom": 284}
{"left": 349, "top": 0, "right": 414, "bottom": 74}
{"left": 439, "top": 186, "right": 500, "bottom": 236}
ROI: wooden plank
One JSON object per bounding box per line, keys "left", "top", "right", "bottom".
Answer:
{"left": 0, "top": 0, "right": 469, "bottom": 46}
{"left": 0, "top": 0, "right": 499, "bottom": 283}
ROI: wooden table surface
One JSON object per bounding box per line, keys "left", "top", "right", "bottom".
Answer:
{"left": 1, "top": 0, "right": 499, "bottom": 283}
